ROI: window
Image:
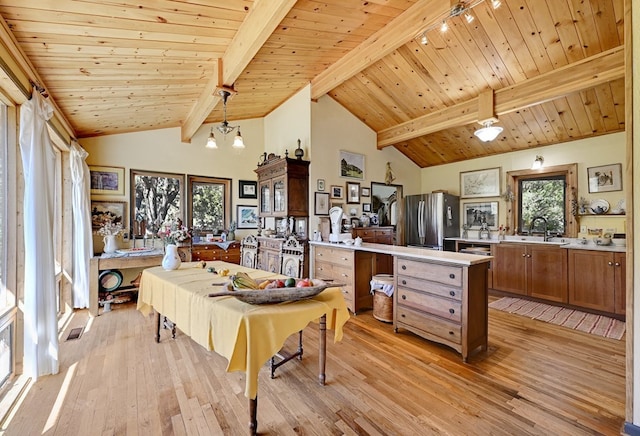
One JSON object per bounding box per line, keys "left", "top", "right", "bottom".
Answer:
{"left": 187, "top": 176, "right": 231, "bottom": 235}
{"left": 507, "top": 163, "right": 578, "bottom": 237}
{"left": 131, "top": 170, "right": 184, "bottom": 237}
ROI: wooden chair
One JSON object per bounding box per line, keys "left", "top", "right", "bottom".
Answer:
{"left": 240, "top": 235, "right": 258, "bottom": 269}
{"left": 271, "top": 236, "right": 306, "bottom": 377}
{"left": 279, "top": 236, "right": 304, "bottom": 279}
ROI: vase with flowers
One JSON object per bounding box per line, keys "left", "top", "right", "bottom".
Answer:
{"left": 97, "top": 220, "right": 125, "bottom": 254}
{"left": 227, "top": 221, "right": 237, "bottom": 241}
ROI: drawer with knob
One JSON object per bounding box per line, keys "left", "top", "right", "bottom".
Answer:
{"left": 396, "top": 305, "right": 461, "bottom": 343}
{"left": 396, "top": 287, "right": 462, "bottom": 322}
{"left": 396, "top": 258, "right": 462, "bottom": 287}
{"left": 396, "top": 275, "right": 462, "bottom": 301}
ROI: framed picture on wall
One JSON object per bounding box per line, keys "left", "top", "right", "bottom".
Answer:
{"left": 587, "top": 163, "right": 622, "bottom": 193}
{"left": 237, "top": 205, "right": 258, "bottom": 229}
{"left": 340, "top": 150, "right": 365, "bottom": 180}
{"left": 460, "top": 167, "right": 501, "bottom": 198}
{"left": 239, "top": 180, "right": 258, "bottom": 199}
{"left": 462, "top": 201, "right": 499, "bottom": 230}
{"left": 346, "top": 182, "right": 360, "bottom": 204}
{"left": 330, "top": 185, "right": 343, "bottom": 199}
{"left": 91, "top": 200, "right": 126, "bottom": 230}
{"left": 315, "top": 192, "right": 330, "bottom": 215}
{"left": 90, "top": 166, "right": 125, "bottom": 196}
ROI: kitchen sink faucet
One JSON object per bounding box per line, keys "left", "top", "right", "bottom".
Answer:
{"left": 529, "top": 216, "right": 548, "bottom": 241}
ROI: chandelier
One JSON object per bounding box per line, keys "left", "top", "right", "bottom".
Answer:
{"left": 206, "top": 89, "right": 245, "bottom": 149}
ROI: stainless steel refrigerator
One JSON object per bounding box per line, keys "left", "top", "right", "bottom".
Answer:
{"left": 405, "top": 193, "right": 459, "bottom": 250}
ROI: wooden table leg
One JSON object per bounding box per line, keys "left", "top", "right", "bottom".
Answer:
{"left": 155, "top": 310, "right": 161, "bottom": 343}
{"left": 318, "top": 314, "right": 326, "bottom": 386}
{"left": 249, "top": 395, "right": 257, "bottom": 435}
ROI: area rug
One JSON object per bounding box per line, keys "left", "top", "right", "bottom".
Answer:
{"left": 489, "top": 297, "right": 625, "bottom": 340}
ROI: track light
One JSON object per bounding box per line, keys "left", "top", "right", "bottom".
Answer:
{"left": 420, "top": 33, "right": 428, "bottom": 45}
{"left": 465, "top": 12, "right": 474, "bottom": 23}
{"left": 492, "top": 0, "right": 501, "bottom": 8}
{"left": 440, "top": 20, "right": 448, "bottom": 32}
{"left": 414, "top": 0, "right": 492, "bottom": 46}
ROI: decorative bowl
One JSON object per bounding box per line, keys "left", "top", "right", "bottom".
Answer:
{"left": 208, "top": 279, "right": 340, "bottom": 305}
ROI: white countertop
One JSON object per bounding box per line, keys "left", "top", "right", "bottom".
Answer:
{"left": 446, "top": 237, "right": 626, "bottom": 253}
{"left": 309, "top": 241, "right": 492, "bottom": 266}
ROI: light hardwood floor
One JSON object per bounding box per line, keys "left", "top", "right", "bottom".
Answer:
{"left": 1, "top": 300, "right": 625, "bottom": 435}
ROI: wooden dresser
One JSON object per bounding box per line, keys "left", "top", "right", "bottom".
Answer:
{"left": 394, "top": 256, "right": 488, "bottom": 362}
{"left": 191, "top": 241, "right": 241, "bottom": 264}
{"left": 352, "top": 226, "right": 394, "bottom": 244}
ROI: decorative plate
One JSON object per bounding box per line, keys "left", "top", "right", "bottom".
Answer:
{"left": 589, "top": 199, "right": 609, "bottom": 215}
{"left": 98, "top": 269, "right": 123, "bottom": 292}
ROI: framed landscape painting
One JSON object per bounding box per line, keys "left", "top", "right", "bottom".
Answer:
{"left": 91, "top": 200, "right": 126, "bottom": 230}
{"left": 340, "top": 150, "right": 365, "bottom": 180}
{"left": 237, "top": 205, "right": 258, "bottom": 229}
{"left": 460, "top": 167, "right": 501, "bottom": 198}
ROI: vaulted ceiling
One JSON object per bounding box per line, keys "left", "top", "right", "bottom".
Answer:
{"left": 0, "top": 0, "right": 625, "bottom": 167}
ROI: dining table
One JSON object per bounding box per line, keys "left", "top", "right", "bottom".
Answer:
{"left": 136, "top": 261, "right": 350, "bottom": 435}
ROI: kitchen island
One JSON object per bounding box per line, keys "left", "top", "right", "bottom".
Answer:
{"left": 309, "top": 241, "right": 491, "bottom": 361}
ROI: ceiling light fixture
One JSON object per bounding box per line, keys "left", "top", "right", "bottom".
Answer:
{"left": 474, "top": 120, "right": 503, "bottom": 142}
{"left": 414, "top": 0, "right": 499, "bottom": 45}
{"left": 206, "top": 88, "right": 245, "bottom": 149}
{"left": 532, "top": 155, "right": 544, "bottom": 169}
{"left": 206, "top": 127, "right": 218, "bottom": 149}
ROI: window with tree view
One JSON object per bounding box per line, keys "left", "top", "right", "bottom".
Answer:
{"left": 509, "top": 163, "right": 577, "bottom": 237}
{"left": 519, "top": 175, "right": 566, "bottom": 235}
{"left": 131, "top": 170, "right": 184, "bottom": 237}
{"left": 188, "top": 176, "right": 231, "bottom": 236}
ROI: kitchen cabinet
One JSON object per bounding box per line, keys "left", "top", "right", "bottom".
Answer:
{"left": 394, "top": 256, "right": 488, "bottom": 362}
{"left": 493, "top": 243, "right": 567, "bottom": 303}
{"left": 191, "top": 242, "right": 240, "bottom": 264}
{"left": 568, "top": 249, "right": 625, "bottom": 315}
{"left": 311, "top": 245, "right": 375, "bottom": 313}
{"left": 255, "top": 156, "right": 310, "bottom": 219}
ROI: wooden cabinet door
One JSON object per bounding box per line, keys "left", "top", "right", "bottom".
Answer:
{"left": 527, "top": 245, "right": 568, "bottom": 303}
{"left": 493, "top": 243, "right": 527, "bottom": 295}
{"left": 258, "top": 180, "right": 272, "bottom": 215}
{"left": 568, "top": 250, "right": 615, "bottom": 313}
{"left": 614, "top": 252, "right": 626, "bottom": 315}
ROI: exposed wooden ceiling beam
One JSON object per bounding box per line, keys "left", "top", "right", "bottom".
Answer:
{"left": 181, "top": 0, "right": 297, "bottom": 143}
{"left": 377, "top": 46, "right": 625, "bottom": 148}
{"left": 310, "top": 0, "right": 451, "bottom": 101}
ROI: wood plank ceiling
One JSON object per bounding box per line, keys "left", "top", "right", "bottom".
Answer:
{"left": 0, "top": 0, "right": 625, "bottom": 168}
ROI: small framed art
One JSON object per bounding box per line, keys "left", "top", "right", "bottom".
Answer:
{"left": 90, "top": 166, "right": 125, "bottom": 196}
{"left": 237, "top": 205, "right": 258, "bottom": 229}
{"left": 363, "top": 203, "right": 372, "bottom": 213}
{"left": 460, "top": 167, "right": 501, "bottom": 198}
{"left": 315, "top": 192, "right": 330, "bottom": 215}
{"left": 462, "top": 201, "right": 499, "bottom": 230}
{"left": 317, "top": 179, "right": 325, "bottom": 191}
{"left": 330, "top": 185, "right": 343, "bottom": 199}
{"left": 91, "top": 200, "right": 127, "bottom": 230}
{"left": 239, "top": 180, "right": 258, "bottom": 199}
{"left": 346, "top": 182, "right": 360, "bottom": 204}
{"left": 361, "top": 187, "right": 370, "bottom": 197}
{"left": 587, "top": 163, "right": 622, "bottom": 193}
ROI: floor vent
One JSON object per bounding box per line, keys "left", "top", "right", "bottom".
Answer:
{"left": 66, "top": 327, "right": 84, "bottom": 341}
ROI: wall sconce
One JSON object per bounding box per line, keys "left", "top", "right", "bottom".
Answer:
{"left": 532, "top": 155, "right": 544, "bottom": 169}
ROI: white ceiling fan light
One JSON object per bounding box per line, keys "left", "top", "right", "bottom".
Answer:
{"left": 474, "top": 120, "right": 503, "bottom": 142}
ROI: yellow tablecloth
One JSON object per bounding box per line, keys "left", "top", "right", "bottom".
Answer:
{"left": 137, "top": 261, "right": 350, "bottom": 399}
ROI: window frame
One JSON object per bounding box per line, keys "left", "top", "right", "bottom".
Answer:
{"left": 507, "top": 163, "right": 578, "bottom": 238}
{"left": 187, "top": 175, "right": 232, "bottom": 235}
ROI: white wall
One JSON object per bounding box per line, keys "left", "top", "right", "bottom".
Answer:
{"left": 310, "top": 95, "right": 422, "bottom": 234}
{"left": 264, "top": 84, "right": 311, "bottom": 156}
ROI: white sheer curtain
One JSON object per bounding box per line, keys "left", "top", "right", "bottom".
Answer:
{"left": 70, "top": 141, "right": 92, "bottom": 308}
{"left": 19, "top": 88, "right": 59, "bottom": 379}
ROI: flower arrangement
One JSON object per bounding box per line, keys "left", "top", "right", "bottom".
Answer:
{"left": 158, "top": 224, "right": 191, "bottom": 245}
{"left": 97, "top": 220, "right": 125, "bottom": 237}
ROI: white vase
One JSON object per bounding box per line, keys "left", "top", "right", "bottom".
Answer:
{"left": 103, "top": 235, "right": 118, "bottom": 254}
{"left": 162, "top": 244, "right": 182, "bottom": 271}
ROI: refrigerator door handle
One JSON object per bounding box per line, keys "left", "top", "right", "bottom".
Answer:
{"left": 418, "top": 200, "right": 425, "bottom": 240}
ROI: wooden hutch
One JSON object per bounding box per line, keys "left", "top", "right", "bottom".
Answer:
{"left": 254, "top": 153, "right": 310, "bottom": 278}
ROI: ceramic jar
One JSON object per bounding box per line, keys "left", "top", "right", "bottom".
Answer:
{"left": 162, "top": 244, "right": 182, "bottom": 271}
{"left": 103, "top": 235, "right": 118, "bottom": 254}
